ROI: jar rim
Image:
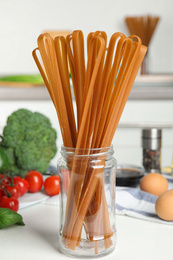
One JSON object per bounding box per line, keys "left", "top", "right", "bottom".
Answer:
{"left": 60, "top": 145, "right": 114, "bottom": 158}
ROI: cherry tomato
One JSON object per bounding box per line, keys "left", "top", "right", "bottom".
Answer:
{"left": 0, "top": 174, "right": 5, "bottom": 180}
{"left": 1, "top": 185, "right": 20, "bottom": 199}
{"left": 0, "top": 196, "right": 19, "bottom": 212}
{"left": 44, "top": 176, "right": 60, "bottom": 196}
{"left": 13, "top": 176, "right": 29, "bottom": 197}
{"left": 0, "top": 174, "right": 11, "bottom": 186}
{"left": 25, "top": 170, "right": 43, "bottom": 193}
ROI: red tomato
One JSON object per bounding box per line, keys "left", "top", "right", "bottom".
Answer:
{"left": 13, "top": 176, "right": 29, "bottom": 197}
{"left": 1, "top": 185, "right": 20, "bottom": 199}
{"left": 0, "top": 196, "right": 19, "bottom": 212}
{"left": 44, "top": 176, "right": 60, "bottom": 196}
{"left": 0, "top": 174, "right": 11, "bottom": 186}
{"left": 25, "top": 171, "right": 43, "bottom": 193}
{"left": 0, "top": 174, "right": 5, "bottom": 180}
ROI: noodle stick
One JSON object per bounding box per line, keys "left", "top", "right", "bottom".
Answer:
{"left": 66, "top": 34, "right": 77, "bottom": 106}
{"left": 62, "top": 38, "right": 98, "bottom": 239}
{"left": 67, "top": 156, "right": 113, "bottom": 250}
{"left": 33, "top": 43, "right": 67, "bottom": 145}
{"left": 93, "top": 34, "right": 128, "bottom": 148}
{"left": 33, "top": 31, "right": 147, "bottom": 254}
{"left": 101, "top": 44, "right": 147, "bottom": 147}
{"left": 147, "top": 16, "right": 160, "bottom": 46}
{"left": 125, "top": 15, "right": 160, "bottom": 47}
{"left": 63, "top": 35, "right": 106, "bottom": 244}
{"left": 72, "top": 30, "right": 86, "bottom": 128}
{"left": 67, "top": 42, "right": 147, "bottom": 251}
{"left": 75, "top": 36, "right": 106, "bottom": 149}
{"left": 98, "top": 37, "right": 141, "bottom": 147}
{"left": 37, "top": 34, "right": 74, "bottom": 147}
{"left": 85, "top": 31, "right": 107, "bottom": 148}
{"left": 87, "top": 35, "right": 131, "bottom": 249}
{"left": 83, "top": 31, "right": 115, "bottom": 245}
{"left": 32, "top": 48, "right": 51, "bottom": 95}
{"left": 67, "top": 32, "right": 125, "bottom": 246}
{"left": 67, "top": 164, "right": 103, "bottom": 250}
{"left": 97, "top": 38, "right": 134, "bottom": 145}
{"left": 32, "top": 47, "right": 67, "bottom": 144}
{"left": 54, "top": 36, "right": 77, "bottom": 146}
{"left": 81, "top": 32, "right": 107, "bottom": 244}
{"left": 66, "top": 31, "right": 108, "bottom": 249}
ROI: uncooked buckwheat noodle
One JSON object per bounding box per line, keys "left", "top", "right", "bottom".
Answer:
{"left": 125, "top": 15, "right": 159, "bottom": 74}
{"left": 32, "top": 30, "right": 147, "bottom": 254}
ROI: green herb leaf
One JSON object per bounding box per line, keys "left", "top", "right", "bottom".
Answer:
{"left": 0, "top": 74, "right": 44, "bottom": 84}
{"left": 0, "top": 208, "right": 25, "bottom": 229}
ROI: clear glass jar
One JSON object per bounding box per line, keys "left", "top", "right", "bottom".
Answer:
{"left": 57, "top": 145, "right": 117, "bottom": 258}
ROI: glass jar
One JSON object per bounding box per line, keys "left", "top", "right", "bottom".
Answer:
{"left": 57, "top": 145, "right": 117, "bottom": 258}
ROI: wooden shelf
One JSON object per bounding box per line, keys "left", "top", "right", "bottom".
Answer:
{"left": 1, "top": 74, "right": 173, "bottom": 100}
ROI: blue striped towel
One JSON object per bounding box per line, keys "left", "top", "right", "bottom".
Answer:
{"left": 116, "top": 174, "right": 173, "bottom": 225}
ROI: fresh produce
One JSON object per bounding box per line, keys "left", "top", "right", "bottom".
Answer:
{"left": 25, "top": 170, "right": 43, "bottom": 193}
{"left": 13, "top": 176, "right": 29, "bottom": 196}
{"left": 140, "top": 173, "right": 168, "bottom": 196}
{"left": 0, "top": 147, "right": 9, "bottom": 172}
{"left": 0, "top": 173, "right": 29, "bottom": 198}
{"left": 0, "top": 109, "right": 57, "bottom": 176}
{"left": 0, "top": 195, "right": 19, "bottom": 212}
{"left": 44, "top": 175, "right": 60, "bottom": 196}
{"left": 0, "top": 208, "right": 24, "bottom": 229}
{"left": 1, "top": 184, "right": 20, "bottom": 199}
{"left": 0, "top": 170, "right": 61, "bottom": 216}
{"left": 0, "top": 174, "right": 10, "bottom": 186}
{"left": 0, "top": 74, "right": 44, "bottom": 84}
{"left": 155, "top": 189, "right": 173, "bottom": 221}
{"left": 0, "top": 173, "right": 29, "bottom": 211}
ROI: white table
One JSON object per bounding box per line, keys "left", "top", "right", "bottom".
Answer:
{"left": 0, "top": 203, "right": 173, "bottom": 260}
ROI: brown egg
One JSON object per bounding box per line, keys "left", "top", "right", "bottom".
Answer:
{"left": 140, "top": 173, "right": 168, "bottom": 196}
{"left": 155, "top": 189, "right": 173, "bottom": 221}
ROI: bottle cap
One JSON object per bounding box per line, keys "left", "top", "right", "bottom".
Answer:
{"left": 142, "top": 128, "right": 162, "bottom": 150}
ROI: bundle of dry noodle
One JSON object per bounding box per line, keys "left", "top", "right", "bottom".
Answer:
{"left": 125, "top": 15, "right": 159, "bottom": 74}
{"left": 125, "top": 15, "right": 160, "bottom": 47}
{"left": 32, "top": 30, "right": 147, "bottom": 252}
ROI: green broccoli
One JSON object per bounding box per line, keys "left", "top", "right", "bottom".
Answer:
{"left": 0, "top": 109, "right": 57, "bottom": 176}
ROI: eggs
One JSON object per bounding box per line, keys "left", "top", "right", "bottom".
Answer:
{"left": 155, "top": 190, "right": 173, "bottom": 221}
{"left": 140, "top": 173, "right": 168, "bottom": 196}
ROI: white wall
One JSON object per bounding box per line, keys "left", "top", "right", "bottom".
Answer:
{"left": 0, "top": 0, "right": 173, "bottom": 75}
{"left": 0, "top": 99, "right": 173, "bottom": 169}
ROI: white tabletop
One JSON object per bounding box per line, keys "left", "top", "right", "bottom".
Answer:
{"left": 0, "top": 203, "right": 173, "bottom": 260}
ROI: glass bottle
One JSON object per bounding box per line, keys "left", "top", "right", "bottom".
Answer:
{"left": 57, "top": 145, "right": 117, "bottom": 258}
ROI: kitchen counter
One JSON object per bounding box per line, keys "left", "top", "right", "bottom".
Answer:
{"left": 0, "top": 202, "right": 173, "bottom": 260}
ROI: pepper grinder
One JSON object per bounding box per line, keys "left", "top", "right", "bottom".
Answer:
{"left": 142, "top": 128, "right": 162, "bottom": 173}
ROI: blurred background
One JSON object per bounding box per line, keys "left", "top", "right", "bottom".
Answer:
{"left": 0, "top": 0, "right": 173, "bottom": 175}
{"left": 0, "top": 0, "right": 172, "bottom": 75}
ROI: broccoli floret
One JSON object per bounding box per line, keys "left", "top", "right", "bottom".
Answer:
{"left": 1, "top": 109, "right": 57, "bottom": 176}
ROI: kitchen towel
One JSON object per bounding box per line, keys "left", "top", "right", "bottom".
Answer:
{"left": 116, "top": 174, "right": 173, "bottom": 225}
{"left": 43, "top": 173, "right": 173, "bottom": 225}
{"left": 19, "top": 173, "right": 173, "bottom": 225}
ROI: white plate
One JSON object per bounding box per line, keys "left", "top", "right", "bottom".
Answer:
{"left": 19, "top": 192, "right": 49, "bottom": 210}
